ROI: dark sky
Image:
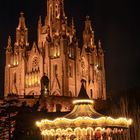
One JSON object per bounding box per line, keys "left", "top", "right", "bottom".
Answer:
{"left": 0, "top": 0, "right": 140, "bottom": 96}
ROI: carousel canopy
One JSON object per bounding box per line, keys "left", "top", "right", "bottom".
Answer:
{"left": 36, "top": 82, "right": 132, "bottom": 135}
{"left": 64, "top": 82, "right": 102, "bottom": 119}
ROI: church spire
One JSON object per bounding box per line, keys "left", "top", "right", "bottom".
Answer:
{"left": 38, "top": 16, "right": 42, "bottom": 25}
{"left": 83, "top": 16, "right": 95, "bottom": 49}
{"left": 98, "top": 40, "right": 104, "bottom": 55}
{"left": 15, "top": 12, "right": 29, "bottom": 47}
{"left": 17, "top": 12, "right": 26, "bottom": 29}
{"left": 6, "top": 36, "right": 12, "bottom": 52}
{"left": 47, "top": 0, "right": 65, "bottom": 25}
{"left": 78, "top": 80, "right": 89, "bottom": 99}
{"left": 71, "top": 17, "right": 75, "bottom": 36}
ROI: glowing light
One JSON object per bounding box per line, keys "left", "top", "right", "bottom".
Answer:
{"left": 36, "top": 119, "right": 132, "bottom": 136}
{"left": 73, "top": 99, "right": 94, "bottom": 104}
{"left": 95, "top": 127, "right": 103, "bottom": 131}
{"left": 36, "top": 96, "right": 132, "bottom": 137}
{"left": 36, "top": 116, "right": 132, "bottom": 134}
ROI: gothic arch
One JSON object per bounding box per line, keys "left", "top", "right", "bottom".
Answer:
{"left": 68, "top": 91, "right": 73, "bottom": 97}
{"left": 28, "top": 90, "right": 37, "bottom": 96}
{"left": 52, "top": 89, "right": 61, "bottom": 96}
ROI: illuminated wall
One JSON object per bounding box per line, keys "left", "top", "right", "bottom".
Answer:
{"left": 5, "top": 0, "right": 106, "bottom": 100}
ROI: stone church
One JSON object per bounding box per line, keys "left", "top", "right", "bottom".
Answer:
{"left": 5, "top": 0, "right": 106, "bottom": 100}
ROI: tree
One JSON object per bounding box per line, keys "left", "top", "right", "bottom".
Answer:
{"left": 0, "top": 94, "right": 19, "bottom": 140}
{"left": 109, "top": 88, "right": 140, "bottom": 140}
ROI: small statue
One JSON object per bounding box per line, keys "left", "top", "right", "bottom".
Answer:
{"left": 40, "top": 73, "right": 49, "bottom": 96}
{"left": 41, "top": 73, "right": 49, "bottom": 89}
{"left": 8, "top": 36, "right": 11, "bottom": 47}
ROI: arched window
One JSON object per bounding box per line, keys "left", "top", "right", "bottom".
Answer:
{"left": 68, "top": 91, "right": 72, "bottom": 97}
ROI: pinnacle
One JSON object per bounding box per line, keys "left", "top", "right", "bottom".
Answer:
{"left": 78, "top": 80, "right": 89, "bottom": 99}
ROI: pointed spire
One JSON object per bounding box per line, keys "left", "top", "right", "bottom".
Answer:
{"left": 72, "top": 17, "right": 75, "bottom": 29}
{"left": 7, "top": 36, "right": 11, "bottom": 47}
{"left": 98, "top": 40, "right": 102, "bottom": 48}
{"left": 15, "top": 12, "right": 29, "bottom": 47}
{"left": 18, "top": 12, "right": 26, "bottom": 29}
{"left": 94, "top": 45, "right": 97, "bottom": 53}
{"left": 7, "top": 36, "right": 12, "bottom": 52}
{"left": 64, "top": 80, "right": 103, "bottom": 119}
{"left": 85, "top": 16, "right": 92, "bottom": 31}
{"left": 90, "top": 31, "right": 95, "bottom": 48}
{"left": 38, "top": 16, "right": 42, "bottom": 25}
{"left": 71, "top": 17, "right": 75, "bottom": 35}
{"left": 83, "top": 16, "right": 95, "bottom": 50}
{"left": 32, "top": 42, "right": 37, "bottom": 48}
{"left": 98, "top": 40, "right": 103, "bottom": 55}
{"left": 60, "top": 0, "right": 65, "bottom": 18}
{"left": 86, "top": 15, "right": 90, "bottom": 20}
{"left": 32, "top": 42, "right": 38, "bottom": 53}
{"left": 78, "top": 80, "right": 89, "bottom": 99}
{"left": 47, "top": 0, "right": 65, "bottom": 25}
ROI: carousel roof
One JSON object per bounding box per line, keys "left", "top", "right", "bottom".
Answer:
{"left": 64, "top": 82, "right": 102, "bottom": 119}
{"left": 77, "top": 82, "right": 89, "bottom": 99}
{"left": 36, "top": 82, "right": 132, "bottom": 132}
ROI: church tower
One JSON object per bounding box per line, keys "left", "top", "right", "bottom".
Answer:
{"left": 5, "top": 0, "right": 106, "bottom": 100}
{"left": 37, "top": 0, "right": 79, "bottom": 97}
{"left": 80, "top": 16, "right": 106, "bottom": 99}
{"left": 5, "top": 13, "right": 29, "bottom": 96}
{"left": 15, "top": 12, "right": 29, "bottom": 47}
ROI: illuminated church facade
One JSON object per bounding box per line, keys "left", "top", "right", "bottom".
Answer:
{"left": 5, "top": 0, "right": 106, "bottom": 100}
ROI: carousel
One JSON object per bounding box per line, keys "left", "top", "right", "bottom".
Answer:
{"left": 36, "top": 82, "right": 132, "bottom": 140}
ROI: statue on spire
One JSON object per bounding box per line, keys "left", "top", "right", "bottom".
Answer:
{"left": 6, "top": 36, "right": 12, "bottom": 52}
{"left": 8, "top": 36, "right": 11, "bottom": 47}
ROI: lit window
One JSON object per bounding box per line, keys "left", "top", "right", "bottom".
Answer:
{"left": 68, "top": 47, "right": 75, "bottom": 59}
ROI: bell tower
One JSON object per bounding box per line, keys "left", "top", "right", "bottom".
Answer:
{"left": 47, "top": 0, "right": 65, "bottom": 25}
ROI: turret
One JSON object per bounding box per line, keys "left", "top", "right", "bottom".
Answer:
{"left": 6, "top": 36, "right": 12, "bottom": 53}
{"left": 69, "top": 17, "right": 76, "bottom": 44}
{"left": 38, "top": 16, "right": 42, "bottom": 46}
{"left": 97, "top": 40, "right": 106, "bottom": 99}
{"left": 83, "top": 16, "right": 94, "bottom": 49}
{"left": 96, "top": 40, "right": 104, "bottom": 71}
{"left": 71, "top": 17, "right": 75, "bottom": 36}
{"left": 6, "top": 36, "right": 12, "bottom": 66}
{"left": 98, "top": 40, "right": 103, "bottom": 55}
{"left": 47, "top": 0, "right": 65, "bottom": 25}
{"left": 15, "top": 12, "right": 29, "bottom": 48}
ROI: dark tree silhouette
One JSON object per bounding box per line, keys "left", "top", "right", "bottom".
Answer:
{"left": 0, "top": 94, "right": 19, "bottom": 140}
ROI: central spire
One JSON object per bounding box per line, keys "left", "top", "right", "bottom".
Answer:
{"left": 47, "top": 0, "right": 65, "bottom": 25}
{"left": 15, "top": 12, "right": 29, "bottom": 47}
{"left": 18, "top": 12, "right": 26, "bottom": 29}
{"left": 78, "top": 79, "right": 89, "bottom": 99}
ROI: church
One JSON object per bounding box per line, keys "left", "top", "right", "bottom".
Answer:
{"left": 5, "top": 0, "right": 106, "bottom": 100}
{"left": 3, "top": 1, "right": 133, "bottom": 139}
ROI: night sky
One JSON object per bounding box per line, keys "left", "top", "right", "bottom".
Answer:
{"left": 0, "top": 0, "right": 140, "bottom": 97}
